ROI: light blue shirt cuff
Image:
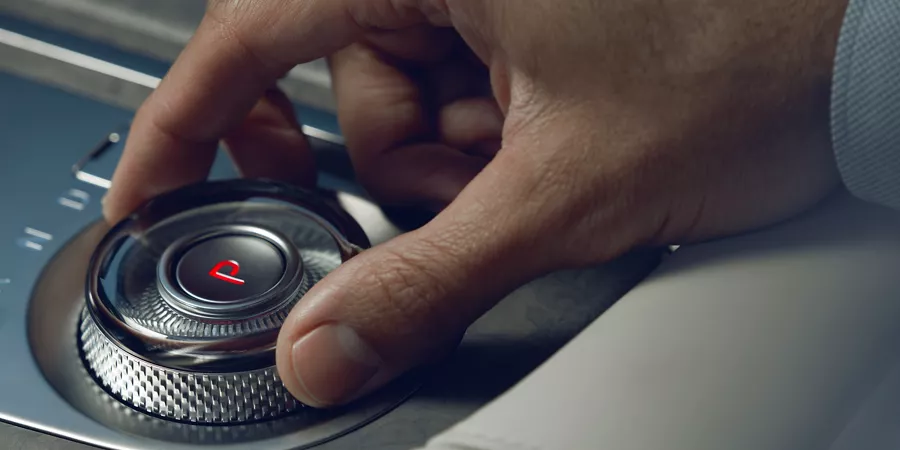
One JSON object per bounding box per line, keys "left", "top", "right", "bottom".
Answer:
{"left": 831, "top": 0, "right": 900, "bottom": 210}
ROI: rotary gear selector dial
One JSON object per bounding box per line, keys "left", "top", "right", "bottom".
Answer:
{"left": 78, "top": 180, "right": 370, "bottom": 424}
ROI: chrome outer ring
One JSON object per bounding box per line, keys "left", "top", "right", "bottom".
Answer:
{"left": 78, "top": 179, "right": 375, "bottom": 425}
{"left": 84, "top": 180, "right": 371, "bottom": 373}
{"left": 79, "top": 309, "right": 303, "bottom": 424}
{"left": 156, "top": 225, "right": 304, "bottom": 320}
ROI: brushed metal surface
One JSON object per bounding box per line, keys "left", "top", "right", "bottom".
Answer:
{"left": 0, "top": 0, "right": 336, "bottom": 112}
{"left": 0, "top": 26, "right": 343, "bottom": 144}
{"left": 0, "top": 422, "right": 96, "bottom": 450}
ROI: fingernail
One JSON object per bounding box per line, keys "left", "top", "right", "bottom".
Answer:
{"left": 100, "top": 195, "right": 111, "bottom": 218}
{"left": 291, "top": 324, "right": 382, "bottom": 407}
{"left": 483, "top": 108, "right": 505, "bottom": 133}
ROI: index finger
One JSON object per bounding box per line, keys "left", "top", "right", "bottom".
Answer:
{"left": 103, "top": 0, "right": 366, "bottom": 223}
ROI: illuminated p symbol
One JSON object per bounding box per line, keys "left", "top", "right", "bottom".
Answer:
{"left": 208, "top": 260, "right": 245, "bottom": 285}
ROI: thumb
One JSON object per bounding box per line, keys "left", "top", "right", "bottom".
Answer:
{"left": 275, "top": 159, "right": 555, "bottom": 408}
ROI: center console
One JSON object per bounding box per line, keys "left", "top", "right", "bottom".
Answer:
{"left": 0, "top": 16, "right": 662, "bottom": 449}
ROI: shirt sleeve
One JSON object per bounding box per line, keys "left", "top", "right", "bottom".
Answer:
{"left": 831, "top": 0, "right": 900, "bottom": 210}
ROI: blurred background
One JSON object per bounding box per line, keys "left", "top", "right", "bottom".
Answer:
{"left": 0, "top": 0, "right": 336, "bottom": 113}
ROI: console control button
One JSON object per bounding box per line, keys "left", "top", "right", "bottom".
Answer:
{"left": 80, "top": 179, "right": 373, "bottom": 424}
{"left": 157, "top": 225, "right": 304, "bottom": 320}
{"left": 176, "top": 235, "right": 284, "bottom": 303}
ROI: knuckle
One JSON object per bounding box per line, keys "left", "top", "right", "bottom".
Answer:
{"left": 204, "top": 1, "right": 293, "bottom": 76}
{"left": 346, "top": 0, "right": 450, "bottom": 28}
{"left": 346, "top": 0, "right": 424, "bottom": 28}
{"left": 418, "top": 0, "right": 451, "bottom": 24}
{"left": 342, "top": 95, "right": 422, "bottom": 155}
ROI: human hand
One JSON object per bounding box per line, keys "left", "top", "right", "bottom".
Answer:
{"left": 103, "top": 0, "right": 848, "bottom": 407}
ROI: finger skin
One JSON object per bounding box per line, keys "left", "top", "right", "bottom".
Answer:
{"left": 438, "top": 97, "right": 504, "bottom": 152}
{"left": 98, "top": 0, "right": 849, "bottom": 418}
{"left": 103, "top": 0, "right": 446, "bottom": 223}
{"left": 329, "top": 43, "right": 429, "bottom": 160}
{"left": 223, "top": 88, "right": 317, "bottom": 188}
{"left": 275, "top": 147, "right": 562, "bottom": 407}
{"left": 362, "top": 25, "right": 458, "bottom": 62}
{"left": 103, "top": 14, "right": 296, "bottom": 223}
{"left": 329, "top": 43, "right": 492, "bottom": 209}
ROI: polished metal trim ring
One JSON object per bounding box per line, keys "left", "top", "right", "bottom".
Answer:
{"left": 76, "top": 180, "right": 374, "bottom": 424}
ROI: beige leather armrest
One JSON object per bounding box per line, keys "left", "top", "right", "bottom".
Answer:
{"left": 421, "top": 190, "right": 900, "bottom": 450}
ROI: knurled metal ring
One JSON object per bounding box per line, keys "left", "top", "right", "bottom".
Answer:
{"left": 79, "top": 308, "right": 305, "bottom": 424}
{"left": 78, "top": 179, "right": 372, "bottom": 424}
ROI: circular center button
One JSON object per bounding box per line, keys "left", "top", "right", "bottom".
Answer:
{"left": 175, "top": 235, "right": 285, "bottom": 303}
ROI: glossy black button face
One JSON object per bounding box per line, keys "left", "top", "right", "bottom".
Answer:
{"left": 175, "top": 235, "right": 285, "bottom": 303}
